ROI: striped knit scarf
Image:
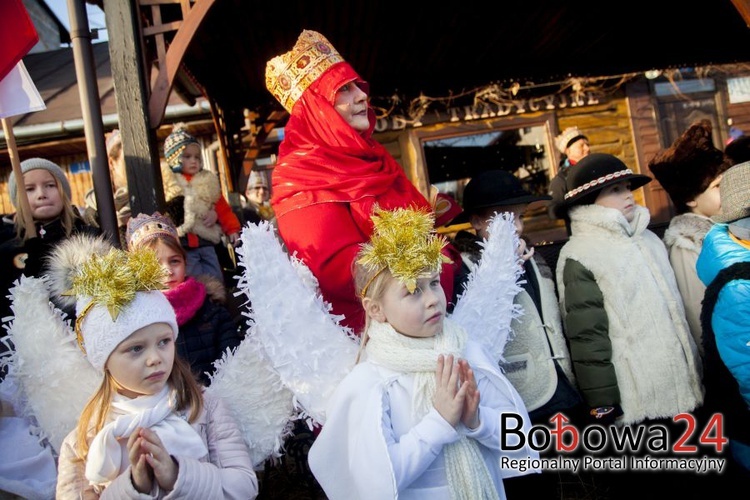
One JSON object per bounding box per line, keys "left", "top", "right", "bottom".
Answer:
{"left": 365, "top": 318, "right": 499, "bottom": 500}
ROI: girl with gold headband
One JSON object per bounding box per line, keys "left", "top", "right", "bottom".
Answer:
{"left": 307, "top": 207, "right": 538, "bottom": 499}
{"left": 32, "top": 237, "right": 259, "bottom": 499}
{"left": 265, "top": 30, "right": 461, "bottom": 335}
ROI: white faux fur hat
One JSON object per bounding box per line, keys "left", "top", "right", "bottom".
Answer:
{"left": 77, "top": 290, "right": 178, "bottom": 372}
{"left": 47, "top": 234, "right": 177, "bottom": 372}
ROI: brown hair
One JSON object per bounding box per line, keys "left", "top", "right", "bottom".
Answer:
{"left": 74, "top": 354, "right": 203, "bottom": 460}
{"left": 143, "top": 233, "right": 187, "bottom": 262}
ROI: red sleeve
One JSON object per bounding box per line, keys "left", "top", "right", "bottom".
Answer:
{"left": 215, "top": 195, "right": 241, "bottom": 235}
{"left": 441, "top": 241, "right": 460, "bottom": 309}
{"left": 276, "top": 202, "right": 367, "bottom": 334}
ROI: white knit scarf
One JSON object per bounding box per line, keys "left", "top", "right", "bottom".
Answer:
{"left": 365, "top": 318, "right": 499, "bottom": 500}
{"left": 86, "top": 385, "right": 208, "bottom": 486}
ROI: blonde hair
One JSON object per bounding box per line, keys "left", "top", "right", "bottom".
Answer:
{"left": 14, "top": 174, "right": 76, "bottom": 241}
{"left": 352, "top": 254, "right": 394, "bottom": 363}
{"left": 74, "top": 355, "right": 203, "bottom": 460}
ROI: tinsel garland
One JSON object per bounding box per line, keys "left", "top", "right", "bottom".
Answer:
{"left": 234, "top": 221, "right": 359, "bottom": 425}
{"left": 0, "top": 276, "right": 99, "bottom": 454}
{"left": 450, "top": 212, "right": 524, "bottom": 362}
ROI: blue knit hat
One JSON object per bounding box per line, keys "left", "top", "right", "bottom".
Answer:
{"left": 164, "top": 122, "right": 199, "bottom": 172}
{"left": 8, "top": 158, "right": 72, "bottom": 208}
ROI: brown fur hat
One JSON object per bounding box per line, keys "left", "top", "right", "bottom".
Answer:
{"left": 648, "top": 120, "right": 731, "bottom": 215}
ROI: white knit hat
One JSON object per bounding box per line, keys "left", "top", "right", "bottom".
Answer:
{"left": 77, "top": 290, "right": 178, "bottom": 372}
{"left": 555, "top": 127, "right": 588, "bottom": 154}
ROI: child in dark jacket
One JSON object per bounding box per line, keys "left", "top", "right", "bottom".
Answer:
{"left": 126, "top": 212, "right": 244, "bottom": 385}
{"left": 0, "top": 158, "right": 99, "bottom": 379}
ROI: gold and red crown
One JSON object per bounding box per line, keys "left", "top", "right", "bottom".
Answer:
{"left": 265, "top": 30, "right": 345, "bottom": 113}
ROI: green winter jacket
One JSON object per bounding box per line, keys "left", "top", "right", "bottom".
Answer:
{"left": 561, "top": 258, "right": 620, "bottom": 408}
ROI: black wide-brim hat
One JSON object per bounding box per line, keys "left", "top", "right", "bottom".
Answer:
{"left": 560, "top": 153, "right": 652, "bottom": 211}
{"left": 452, "top": 169, "right": 551, "bottom": 224}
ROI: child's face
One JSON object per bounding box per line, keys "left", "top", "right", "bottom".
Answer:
{"left": 179, "top": 143, "right": 202, "bottom": 175}
{"left": 375, "top": 272, "right": 446, "bottom": 339}
{"left": 23, "top": 169, "right": 64, "bottom": 222}
{"left": 595, "top": 181, "right": 636, "bottom": 222}
{"left": 687, "top": 174, "right": 722, "bottom": 218}
{"left": 106, "top": 322, "right": 175, "bottom": 399}
{"left": 154, "top": 240, "right": 186, "bottom": 289}
{"left": 108, "top": 144, "right": 128, "bottom": 191}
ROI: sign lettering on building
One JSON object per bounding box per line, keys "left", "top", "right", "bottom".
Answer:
{"left": 375, "top": 91, "right": 603, "bottom": 131}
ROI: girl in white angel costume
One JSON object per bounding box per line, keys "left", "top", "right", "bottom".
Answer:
{"left": 2, "top": 204, "right": 536, "bottom": 499}
{"left": 308, "top": 208, "right": 538, "bottom": 500}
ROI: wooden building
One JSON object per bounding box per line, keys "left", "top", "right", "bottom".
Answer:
{"left": 3, "top": 1, "right": 750, "bottom": 247}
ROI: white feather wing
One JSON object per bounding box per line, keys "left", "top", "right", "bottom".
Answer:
{"left": 234, "top": 221, "right": 359, "bottom": 425}
{"left": 206, "top": 327, "right": 296, "bottom": 468}
{"left": 1, "top": 275, "right": 99, "bottom": 454}
{"left": 450, "top": 212, "right": 524, "bottom": 362}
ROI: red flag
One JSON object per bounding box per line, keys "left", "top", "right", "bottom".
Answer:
{"left": 0, "top": 0, "right": 39, "bottom": 82}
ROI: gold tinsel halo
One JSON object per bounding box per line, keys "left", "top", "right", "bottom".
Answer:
{"left": 71, "top": 247, "right": 167, "bottom": 320}
{"left": 357, "top": 206, "right": 451, "bottom": 293}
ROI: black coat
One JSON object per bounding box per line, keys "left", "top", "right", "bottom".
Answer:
{"left": 0, "top": 215, "right": 100, "bottom": 379}
{"left": 174, "top": 295, "right": 245, "bottom": 386}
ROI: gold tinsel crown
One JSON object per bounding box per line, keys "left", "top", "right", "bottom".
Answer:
{"left": 357, "top": 207, "right": 451, "bottom": 294}
{"left": 71, "top": 246, "right": 167, "bottom": 321}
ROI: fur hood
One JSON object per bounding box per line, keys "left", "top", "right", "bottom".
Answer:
{"left": 194, "top": 273, "right": 227, "bottom": 304}
{"left": 663, "top": 213, "right": 714, "bottom": 254}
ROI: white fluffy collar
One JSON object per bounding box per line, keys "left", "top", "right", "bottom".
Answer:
{"left": 569, "top": 203, "right": 650, "bottom": 238}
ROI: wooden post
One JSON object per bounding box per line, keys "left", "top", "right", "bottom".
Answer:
{"left": 104, "top": 0, "right": 165, "bottom": 217}
{"left": 2, "top": 117, "right": 35, "bottom": 238}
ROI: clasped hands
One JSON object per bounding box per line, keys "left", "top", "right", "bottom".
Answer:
{"left": 434, "top": 354, "right": 480, "bottom": 430}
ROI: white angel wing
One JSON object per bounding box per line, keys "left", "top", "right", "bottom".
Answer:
{"left": 206, "top": 328, "right": 296, "bottom": 468}
{"left": 234, "top": 221, "right": 359, "bottom": 425}
{"left": 1, "top": 275, "right": 99, "bottom": 454}
{"left": 450, "top": 212, "right": 524, "bottom": 362}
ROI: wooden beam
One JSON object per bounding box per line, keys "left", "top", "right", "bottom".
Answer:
{"left": 148, "top": 0, "right": 216, "bottom": 127}
{"left": 731, "top": 0, "right": 750, "bottom": 27}
{"left": 142, "top": 21, "right": 183, "bottom": 37}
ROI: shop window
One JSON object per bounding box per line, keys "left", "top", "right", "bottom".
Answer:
{"left": 417, "top": 118, "right": 561, "bottom": 240}
{"left": 653, "top": 79, "right": 723, "bottom": 148}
